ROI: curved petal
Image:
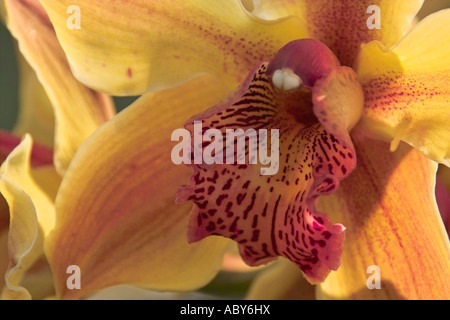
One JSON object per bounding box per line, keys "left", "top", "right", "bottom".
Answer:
{"left": 312, "top": 66, "right": 364, "bottom": 144}
{"left": 177, "top": 60, "right": 360, "bottom": 283}
{"left": 39, "top": 0, "right": 307, "bottom": 95}
{"left": 356, "top": 9, "right": 450, "bottom": 166}
{"left": 0, "top": 135, "right": 57, "bottom": 299}
{"left": 45, "top": 76, "right": 232, "bottom": 300}
{"left": 247, "top": 0, "right": 424, "bottom": 66}
{"left": 317, "top": 131, "right": 450, "bottom": 300}
{"left": 13, "top": 53, "right": 55, "bottom": 148}
{"left": 5, "top": 0, "right": 115, "bottom": 174}
{"left": 1, "top": 131, "right": 53, "bottom": 168}
{"left": 245, "top": 258, "right": 315, "bottom": 300}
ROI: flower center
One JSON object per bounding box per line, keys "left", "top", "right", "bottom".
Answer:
{"left": 267, "top": 39, "right": 341, "bottom": 90}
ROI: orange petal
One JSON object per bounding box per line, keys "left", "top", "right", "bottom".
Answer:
{"left": 356, "top": 10, "right": 450, "bottom": 166}
{"left": 247, "top": 0, "right": 424, "bottom": 66}
{"left": 5, "top": 0, "right": 115, "bottom": 174}
{"left": 317, "top": 131, "right": 450, "bottom": 299}
{"left": 39, "top": 0, "right": 306, "bottom": 95}
{"left": 45, "top": 76, "right": 232, "bottom": 300}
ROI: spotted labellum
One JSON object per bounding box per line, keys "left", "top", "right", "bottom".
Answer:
{"left": 177, "top": 39, "right": 364, "bottom": 283}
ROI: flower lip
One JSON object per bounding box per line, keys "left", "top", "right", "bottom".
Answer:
{"left": 267, "top": 39, "right": 341, "bottom": 89}
{"left": 176, "top": 60, "right": 361, "bottom": 283}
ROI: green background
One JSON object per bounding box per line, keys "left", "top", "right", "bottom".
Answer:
{"left": 0, "top": 22, "right": 18, "bottom": 130}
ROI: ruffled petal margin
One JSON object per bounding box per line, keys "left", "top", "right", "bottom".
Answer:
{"left": 0, "top": 135, "right": 59, "bottom": 299}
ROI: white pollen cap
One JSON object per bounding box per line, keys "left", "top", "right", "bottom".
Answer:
{"left": 272, "top": 68, "right": 302, "bottom": 91}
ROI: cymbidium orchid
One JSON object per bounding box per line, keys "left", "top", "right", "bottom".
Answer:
{"left": 0, "top": 0, "right": 449, "bottom": 300}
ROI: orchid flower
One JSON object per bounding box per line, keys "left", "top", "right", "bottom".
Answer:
{"left": 1, "top": 0, "right": 449, "bottom": 300}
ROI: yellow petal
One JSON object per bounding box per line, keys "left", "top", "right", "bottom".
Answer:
{"left": 246, "top": 258, "right": 315, "bottom": 300}
{"left": 317, "top": 132, "right": 450, "bottom": 300}
{"left": 390, "top": 8, "right": 450, "bottom": 74}
{"left": 45, "top": 76, "right": 232, "bottom": 300}
{"left": 13, "top": 53, "right": 55, "bottom": 148}
{"left": 0, "top": 134, "right": 59, "bottom": 302}
{"left": 39, "top": 0, "right": 307, "bottom": 95}
{"left": 356, "top": 9, "right": 450, "bottom": 166}
{"left": 5, "top": 0, "right": 115, "bottom": 174}
{"left": 1, "top": 130, "right": 53, "bottom": 168}
{"left": 0, "top": 135, "right": 57, "bottom": 299}
{"left": 247, "top": 0, "right": 424, "bottom": 66}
